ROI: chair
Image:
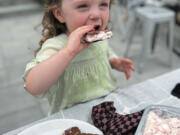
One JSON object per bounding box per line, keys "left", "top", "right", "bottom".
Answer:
{"left": 124, "top": 6, "right": 175, "bottom": 73}
{"left": 115, "top": 0, "right": 145, "bottom": 41}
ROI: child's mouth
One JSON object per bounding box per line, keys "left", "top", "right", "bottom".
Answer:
{"left": 94, "top": 25, "right": 100, "bottom": 30}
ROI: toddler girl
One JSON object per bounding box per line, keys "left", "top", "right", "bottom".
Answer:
{"left": 24, "top": 0, "right": 135, "bottom": 115}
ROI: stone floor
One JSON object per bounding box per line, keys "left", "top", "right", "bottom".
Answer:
{"left": 0, "top": 0, "right": 36, "bottom": 6}
{"left": 0, "top": 3, "right": 180, "bottom": 134}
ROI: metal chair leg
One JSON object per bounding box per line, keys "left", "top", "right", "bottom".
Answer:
{"left": 138, "top": 21, "right": 155, "bottom": 73}
{"left": 151, "top": 24, "right": 159, "bottom": 54}
{"left": 168, "top": 19, "right": 174, "bottom": 67}
{"left": 124, "top": 17, "right": 137, "bottom": 58}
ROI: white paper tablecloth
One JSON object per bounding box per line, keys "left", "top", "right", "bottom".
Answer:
{"left": 4, "top": 68, "right": 180, "bottom": 135}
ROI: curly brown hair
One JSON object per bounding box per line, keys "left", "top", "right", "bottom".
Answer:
{"left": 36, "top": 0, "right": 66, "bottom": 54}
{"left": 37, "top": 0, "right": 113, "bottom": 54}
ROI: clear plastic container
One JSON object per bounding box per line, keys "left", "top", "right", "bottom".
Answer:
{"left": 135, "top": 105, "right": 180, "bottom": 135}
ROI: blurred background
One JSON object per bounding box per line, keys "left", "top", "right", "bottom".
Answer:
{"left": 0, "top": 0, "right": 180, "bottom": 134}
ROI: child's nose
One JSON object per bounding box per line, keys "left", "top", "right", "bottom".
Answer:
{"left": 89, "top": 8, "right": 101, "bottom": 20}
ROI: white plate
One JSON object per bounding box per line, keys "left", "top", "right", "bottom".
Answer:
{"left": 18, "top": 119, "right": 103, "bottom": 135}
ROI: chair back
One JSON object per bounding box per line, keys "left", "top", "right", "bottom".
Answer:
{"left": 118, "top": 0, "right": 145, "bottom": 9}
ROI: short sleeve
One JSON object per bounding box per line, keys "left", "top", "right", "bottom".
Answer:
{"left": 23, "top": 36, "right": 66, "bottom": 98}
{"left": 107, "top": 41, "right": 118, "bottom": 59}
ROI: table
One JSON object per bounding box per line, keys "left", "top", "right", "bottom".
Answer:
{"left": 161, "top": 0, "right": 180, "bottom": 6}
{"left": 4, "top": 68, "right": 180, "bottom": 135}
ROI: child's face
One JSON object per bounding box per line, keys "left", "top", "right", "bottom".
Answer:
{"left": 56, "top": 0, "right": 110, "bottom": 33}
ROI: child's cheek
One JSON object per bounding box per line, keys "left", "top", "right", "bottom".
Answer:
{"left": 103, "top": 12, "right": 109, "bottom": 29}
{"left": 74, "top": 16, "right": 87, "bottom": 27}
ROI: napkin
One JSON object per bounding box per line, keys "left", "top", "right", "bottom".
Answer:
{"left": 91, "top": 102, "right": 144, "bottom": 135}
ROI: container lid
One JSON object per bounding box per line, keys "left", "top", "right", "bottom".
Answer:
{"left": 135, "top": 105, "right": 180, "bottom": 135}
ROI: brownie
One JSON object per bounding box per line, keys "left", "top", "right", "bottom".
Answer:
{"left": 86, "top": 29, "right": 109, "bottom": 35}
{"left": 63, "top": 126, "right": 99, "bottom": 135}
{"left": 83, "top": 29, "right": 112, "bottom": 43}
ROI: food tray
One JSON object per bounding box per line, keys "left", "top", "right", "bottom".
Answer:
{"left": 135, "top": 105, "right": 180, "bottom": 135}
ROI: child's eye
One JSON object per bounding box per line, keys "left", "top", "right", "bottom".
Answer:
{"left": 100, "top": 2, "right": 108, "bottom": 7}
{"left": 77, "top": 4, "right": 88, "bottom": 9}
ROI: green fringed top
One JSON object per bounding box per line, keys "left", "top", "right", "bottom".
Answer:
{"left": 23, "top": 34, "right": 118, "bottom": 115}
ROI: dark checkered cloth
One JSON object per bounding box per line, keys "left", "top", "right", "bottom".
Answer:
{"left": 91, "top": 102, "right": 144, "bottom": 135}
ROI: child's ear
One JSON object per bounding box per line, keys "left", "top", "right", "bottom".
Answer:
{"left": 53, "top": 8, "right": 65, "bottom": 23}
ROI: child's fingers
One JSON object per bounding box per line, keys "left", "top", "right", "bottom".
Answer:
{"left": 125, "top": 70, "right": 131, "bottom": 80}
{"left": 130, "top": 65, "right": 135, "bottom": 71}
{"left": 125, "top": 59, "right": 133, "bottom": 65}
{"left": 75, "top": 25, "right": 94, "bottom": 37}
{"left": 123, "top": 59, "right": 135, "bottom": 71}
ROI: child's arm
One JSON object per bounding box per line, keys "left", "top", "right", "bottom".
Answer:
{"left": 109, "top": 58, "right": 135, "bottom": 80}
{"left": 26, "top": 25, "right": 94, "bottom": 95}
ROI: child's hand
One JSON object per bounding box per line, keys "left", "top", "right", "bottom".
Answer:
{"left": 65, "top": 25, "right": 94, "bottom": 57}
{"left": 110, "top": 58, "right": 135, "bottom": 80}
